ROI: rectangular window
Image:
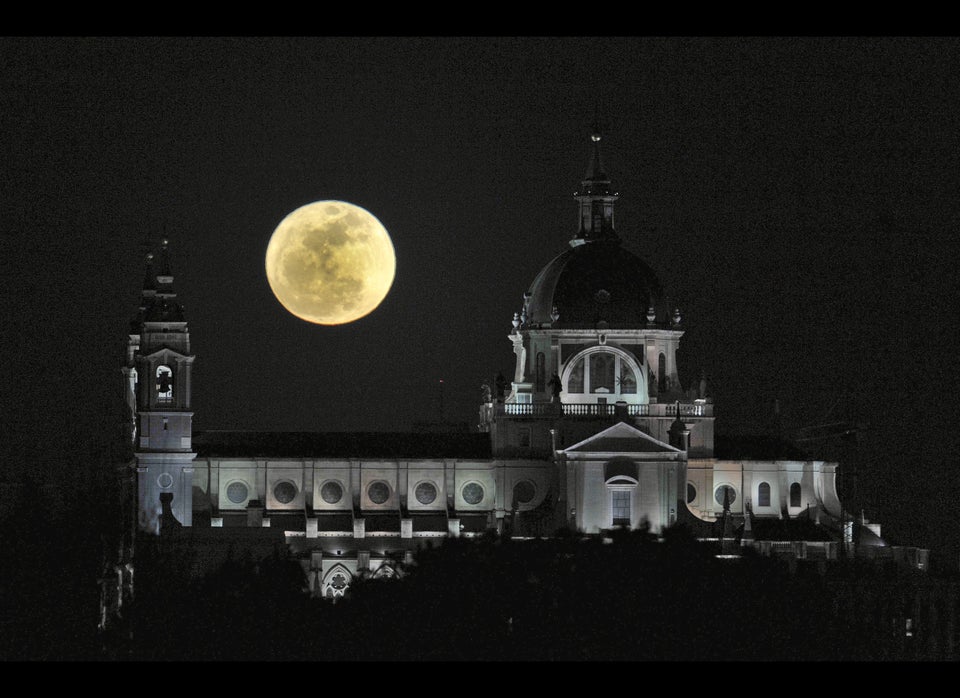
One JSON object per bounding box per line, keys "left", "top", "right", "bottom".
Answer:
{"left": 518, "top": 427, "right": 531, "bottom": 448}
{"left": 590, "top": 353, "right": 615, "bottom": 393}
{"left": 619, "top": 365, "right": 637, "bottom": 394}
{"left": 535, "top": 352, "right": 545, "bottom": 392}
{"left": 568, "top": 358, "right": 584, "bottom": 393}
{"left": 611, "top": 491, "right": 631, "bottom": 526}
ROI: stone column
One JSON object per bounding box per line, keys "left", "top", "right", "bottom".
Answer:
{"left": 180, "top": 466, "right": 194, "bottom": 527}
{"left": 309, "top": 550, "right": 323, "bottom": 598}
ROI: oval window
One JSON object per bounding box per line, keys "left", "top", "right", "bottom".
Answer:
{"left": 415, "top": 481, "right": 438, "bottom": 505}
{"left": 368, "top": 481, "right": 390, "bottom": 505}
{"left": 320, "top": 481, "right": 343, "bottom": 504}
{"left": 714, "top": 484, "right": 737, "bottom": 507}
{"left": 226, "top": 481, "right": 249, "bottom": 504}
{"left": 462, "top": 482, "right": 485, "bottom": 505}
{"left": 514, "top": 480, "right": 535, "bottom": 504}
{"left": 274, "top": 481, "right": 297, "bottom": 504}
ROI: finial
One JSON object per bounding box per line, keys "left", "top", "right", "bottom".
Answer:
{"left": 646, "top": 306, "right": 656, "bottom": 324}
{"left": 512, "top": 312, "right": 520, "bottom": 330}
{"left": 161, "top": 238, "right": 169, "bottom": 248}
{"left": 550, "top": 305, "right": 560, "bottom": 323}
{"left": 146, "top": 253, "right": 154, "bottom": 262}
{"left": 672, "top": 308, "right": 682, "bottom": 326}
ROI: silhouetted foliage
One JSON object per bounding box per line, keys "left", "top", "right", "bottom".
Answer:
{"left": 0, "top": 471, "right": 109, "bottom": 660}
{"left": 3, "top": 462, "right": 954, "bottom": 663}
{"left": 117, "top": 525, "right": 958, "bottom": 661}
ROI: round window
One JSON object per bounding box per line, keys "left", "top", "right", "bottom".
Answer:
{"left": 226, "top": 481, "right": 249, "bottom": 504}
{"left": 687, "top": 483, "right": 697, "bottom": 504}
{"left": 415, "top": 481, "right": 437, "bottom": 505}
{"left": 714, "top": 484, "right": 737, "bottom": 507}
{"left": 462, "top": 482, "right": 485, "bottom": 505}
{"left": 320, "top": 481, "right": 343, "bottom": 504}
{"left": 157, "top": 472, "right": 174, "bottom": 489}
{"left": 514, "top": 480, "right": 535, "bottom": 504}
{"left": 274, "top": 481, "right": 297, "bottom": 504}
{"left": 368, "top": 481, "right": 390, "bottom": 504}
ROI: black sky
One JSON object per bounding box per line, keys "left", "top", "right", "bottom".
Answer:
{"left": 2, "top": 37, "right": 958, "bottom": 556}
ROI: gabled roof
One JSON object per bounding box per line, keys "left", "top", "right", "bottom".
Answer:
{"left": 714, "top": 434, "right": 809, "bottom": 461}
{"left": 140, "top": 346, "right": 194, "bottom": 362}
{"left": 561, "top": 421, "right": 682, "bottom": 456}
{"left": 193, "top": 431, "right": 492, "bottom": 459}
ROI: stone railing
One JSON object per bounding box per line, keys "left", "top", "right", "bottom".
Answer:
{"left": 496, "top": 401, "right": 712, "bottom": 418}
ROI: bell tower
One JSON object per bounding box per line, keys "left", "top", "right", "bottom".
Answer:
{"left": 124, "top": 239, "right": 196, "bottom": 532}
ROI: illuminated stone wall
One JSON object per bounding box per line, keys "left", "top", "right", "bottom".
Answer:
{"left": 685, "top": 459, "right": 840, "bottom": 520}
{"left": 192, "top": 457, "right": 555, "bottom": 522}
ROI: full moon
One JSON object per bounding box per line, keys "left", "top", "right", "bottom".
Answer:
{"left": 265, "top": 200, "right": 396, "bottom": 325}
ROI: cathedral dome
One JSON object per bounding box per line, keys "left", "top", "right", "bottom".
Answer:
{"left": 525, "top": 238, "right": 664, "bottom": 328}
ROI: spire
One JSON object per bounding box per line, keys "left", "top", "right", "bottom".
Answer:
{"left": 585, "top": 127, "right": 607, "bottom": 181}
{"left": 136, "top": 239, "right": 185, "bottom": 323}
{"left": 155, "top": 238, "right": 175, "bottom": 297}
{"left": 571, "top": 125, "right": 620, "bottom": 246}
{"left": 142, "top": 253, "right": 157, "bottom": 295}
{"left": 157, "top": 238, "right": 172, "bottom": 276}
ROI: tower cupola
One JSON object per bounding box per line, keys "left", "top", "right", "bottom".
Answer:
{"left": 572, "top": 128, "right": 619, "bottom": 245}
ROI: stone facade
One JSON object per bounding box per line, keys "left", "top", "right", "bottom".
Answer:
{"left": 120, "top": 131, "right": 897, "bottom": 601}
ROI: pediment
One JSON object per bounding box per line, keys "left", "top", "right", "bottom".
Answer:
{"left": 141, "top": 347, "right": 194, "bottom": 362}
{"left": 561, "top": 421, "right": 682, "bottom": 455}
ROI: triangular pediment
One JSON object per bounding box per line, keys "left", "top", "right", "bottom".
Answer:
{"left": 561, "top": 421, "right": 682, "bottom": 455}
{"left": 141, "top": 347, "right": 193, "bottom": 362}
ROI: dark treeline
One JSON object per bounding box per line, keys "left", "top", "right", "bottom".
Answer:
{"left": 0, "top": 473, "right": 107, "bottom": 661}
{"left": 116, "top": 525, "right": 957, "bottom": 661}
{"left": 3, "top": 470, "right": 958, "bottom": 662}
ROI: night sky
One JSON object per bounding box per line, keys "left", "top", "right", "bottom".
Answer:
{"left": 3, "top": 37, "right": 958, "bottom": 558}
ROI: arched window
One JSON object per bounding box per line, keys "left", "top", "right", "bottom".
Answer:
{"left": 757, "top": 482, "right": 771, "bottom": 507}
{"left": 373, "top": 564, "right": 399, "bottom": 579}
{"left": 322, "top": 565, "right": 352, "bottom": 601}
{"left": 658, "top": 353, "right": 666, "bottom": 393}
{"left": 535, "top": 352, "right": 546, "bottom": 392}
{"left": 564, "top": 349, "right": 643, "bottom": 399}
{"left": 156, "top": 365, "right": 173, "bottom": 403}
{"left": 789, "top": 482, "right": 802, "bottom": 508}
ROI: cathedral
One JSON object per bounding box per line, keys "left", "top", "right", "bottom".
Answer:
{"left": 117, "top": 130, "right": 907, "bottom": 603}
